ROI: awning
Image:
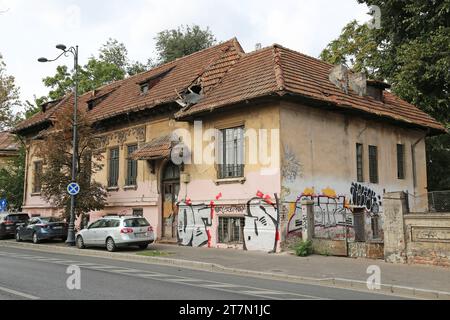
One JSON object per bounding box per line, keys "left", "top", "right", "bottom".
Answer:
{"left": 130, "top": 134, "right": 177, "bottom": 161}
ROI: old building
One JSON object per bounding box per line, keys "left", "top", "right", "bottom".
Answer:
{"left": 0, "top": 131, "right": 19, "bottom": 168}
{"left": 13, "top": 38, "right": 446, "bottom": 252}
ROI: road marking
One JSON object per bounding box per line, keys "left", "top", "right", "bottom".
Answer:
{"left": 201, "top": 283, "right": 239, "bottom": 288}
{"left": 0, "top": 285, "right": 40, "bottom": 300}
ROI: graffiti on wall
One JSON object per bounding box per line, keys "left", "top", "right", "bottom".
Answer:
{"left": 177, "top": 191, "right": 280, "bottom": 253}
{"left": 177, "top": 203, "right": 213, "bottom": 248}
{"left": 287, "top": 187, "right": 354, "bottom": 240}
{"left": 244, "top": 192, "right": 280, "bottom": 253}
{"left": 350, "top": 182, "right": 382, "bottom": 215}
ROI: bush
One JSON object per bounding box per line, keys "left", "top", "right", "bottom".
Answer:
{"left": 294, "top": 240, "right": 313, "bottom": 257}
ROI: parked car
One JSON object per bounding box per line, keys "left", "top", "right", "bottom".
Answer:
{"left": 76, "top": 216, "right": 154, "bottom": 252}
{"left": 0, "top": 213, "right": 30, "bottom": 239}
{"left": 16, "top": 217, "right": 68, "bottom": 244}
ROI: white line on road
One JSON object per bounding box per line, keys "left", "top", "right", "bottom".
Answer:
{"left": 0, "top": 285, "right": 40, "bottom": 300}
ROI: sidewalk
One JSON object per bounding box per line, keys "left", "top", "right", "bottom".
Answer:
{"left": 145, "top": 243, "right": 450, "bottom": 294}
{"left": 1, "top": 239, "right": 449, "bottom": 298}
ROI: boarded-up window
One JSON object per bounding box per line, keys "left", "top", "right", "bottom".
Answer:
{"left": 108, "top": 147, "right": 120, "bottom": 187}
{"left": 218, "top": 217, "right": 245, "bottom": 244}
{"left": 356, "top": 143, "right": 364, "bottom": 182}
{"left": 371, "top": 215, "right": 380, "bottom": 239}
{"left": 33, "top": 161, "right": 43, "bottom": 193}
{"left": 218, "top": 127, "right": 244, "bottom": 179}
{"left": 127, "top": 145, "right": 138, "bottom": 186}
{"left": 354, "top": 211, "right": 366, "bottom": 242}
{"left": 369, "top": 146, "right": 378, "bottom": 184}
{"left": 397, "top": 144, "right": 405, "bottom": 180}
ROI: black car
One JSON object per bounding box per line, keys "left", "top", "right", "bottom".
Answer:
{"left": 0, "top": 213, "right": 30, "bottom": 239}
{"left": 16, "top": 217, "right": 68, "bottom": 244}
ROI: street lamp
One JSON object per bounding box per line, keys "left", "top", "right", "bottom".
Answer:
{"left": 38, "top": 44, "right": 79, "bottom": 247}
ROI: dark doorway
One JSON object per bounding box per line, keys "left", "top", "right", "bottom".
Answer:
{"left": 161, "top": 162, "right": 180, "bottom": 240}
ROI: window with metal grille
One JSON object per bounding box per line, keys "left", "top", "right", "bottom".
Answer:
{"left": 356, "top": 143, "right": 364, "bottom": 182}
{"left": 33, "top": 161, "right": 43, "bottom": 193}
{"left": 126, "top": 145, "right": 138, "bottom": 186}
{"left": 218, "top": 217, "right": 245, "bottom": 244}
{"left": 132, "top": 208, "right": 144, "bottom": 217}
{"left": 218, "top": 126, "right": 244, "bottom": 179}
{"left": 369, "top": 145, "right": 378, "bottom": 184}
{"left": 397, "top": 144, "right": 405, "bottom": 180}
{"left": 108, "top": 147, "right": 120, "bottom": 187}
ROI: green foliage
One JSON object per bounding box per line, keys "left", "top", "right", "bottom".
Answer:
{"left": 35, "top": 110, "right": 107, "bottom": 220}
{"left": 0, "top": 53, "right": 20, "bottom": 131}
{"left": 155, "top": 24, "right": 216, "bottom": 64}
{"left": 293, "top": 240, "right": 313, "bottom": 257}
{"left": 321, "top": 0, "right": 450, "bottom": 191}
{"left": 0, "top": 143, "right": 25, "bottom": 211}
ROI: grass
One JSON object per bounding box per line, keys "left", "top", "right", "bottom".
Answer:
{"left": 136, "top": 250, "right": 175, "bottom": 257}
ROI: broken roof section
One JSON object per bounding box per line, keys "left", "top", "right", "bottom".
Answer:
{"left": 0, "top": 132, "right": 20, "bottom": 156}
{"left": 14, "top": 39, "right": 445, "bottom": 136}
{"left": 175, "top": 44, "right": 446, "bottom": 134}
{"left": 130, "top": 134, "right": 177, "bottom": 161}
{"left": 13, "top": 38, "right": 244, "bottom": 134}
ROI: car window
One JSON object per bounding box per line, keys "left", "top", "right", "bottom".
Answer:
{"left": 7, "top": 215, "right": 29, "bottom": 222}
{"left": 88, "top": 220, "right": 102, "bottom": 229}
{"left": 29, "top": 218, "right": 38, "bottom": 225}
{"left": 41, "top": 217, "right": 62, "bottom": 223}
{"left": 123, "top": 218, "right": 150, "bottom": 228}
{"left": 107, "top": 220, "right": 120, "bottom": 228}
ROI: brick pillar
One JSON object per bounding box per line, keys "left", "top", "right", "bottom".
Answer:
{"left": 383, "top": 192, "right": 408, "bottom": 264}
{"left": 301, "top": 200, "right": 315, "bottom": 242}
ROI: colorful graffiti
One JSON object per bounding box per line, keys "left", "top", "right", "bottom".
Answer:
{"left": 287, "top": 187, "right": 354, "bottom": 240}
{"left": 177, "top": 191, "right": 280, "bottom": 253}
{"left": 350, "top": 182, "right": 382, "bottom": 215}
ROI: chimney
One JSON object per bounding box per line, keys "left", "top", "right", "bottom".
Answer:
{"left": 349, "top": 72, "right": 367, "bottom": 97}
{"left": 366, "top": 79, "right": 391, "bottom": 101}
{"left": 329, "top": 65, "right": 349, "bottom": 94}
{"left": 255, "top": 43, "right": 262, "bottom": 51}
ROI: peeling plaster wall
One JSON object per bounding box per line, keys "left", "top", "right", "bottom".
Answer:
{"left": 280, "top": 101, "right": 429, "bottom": 243}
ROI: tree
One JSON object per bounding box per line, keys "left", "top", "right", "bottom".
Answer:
{"left": 0, "top": 142, "right": 25, "bottom": 211}
{"left": 38, "top": 38, "right": 151, "bottom": 104}
{"left": 0, "top": 53, "right": 20, "bottom": 130}
{"left": 155, "top": 24, "right": 216, "bottom": 64}
{"left": 35, "top": 109, "right": 107, "bottom": 221}
{"left": 320, "top": 0, "right": 450, "bottom": 191}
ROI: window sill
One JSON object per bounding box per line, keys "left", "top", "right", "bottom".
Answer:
{"left": 124, "top": 185, "right": 137, "bottom": 191}
{"left": 106, "top": 187, "right": 120, "bottom": 192}
{"left": 31, "top": 192, "right": 42, "bottom": 197}
{"left": 214, "top": 177, "right": 246, "bottom": 185}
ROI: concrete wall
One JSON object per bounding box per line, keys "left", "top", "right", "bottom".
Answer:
{"left": 384, "top": 192, "right": 450, "bottom": 267}
{"left": 279, "top": 101, "right": 429, "bottom": 244}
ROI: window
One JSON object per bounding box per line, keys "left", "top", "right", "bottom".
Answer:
{"left": 218, "top": 217, "right": 245, "bottom": 244}
{"left": 140, "top": 83, "right": 149, "bottom": 94}
{"left": 218, "top": 126, "right": 244, "bottom": 179}
{"left": 126, "top": 145, "right": 138, "bottom": 186}
{"left": 33, "top": 161, "right": 43, "bottom": 193}
{"left": 132, "top": 208, "right": 144, "bottom": 217}
{"left": 397, "top": 144, "right": 405, "bottom": 180}
{"left": 368, "top": 146, "right": 378, "bottom": 184}
{"left": 108, "top": 148, "right": 120, "bottom": 187}
{"left": 124, "top": 218, "right": 150, "bottom": 227}
{"left": 356, "top": 143, "right": 364, "bottom": 182}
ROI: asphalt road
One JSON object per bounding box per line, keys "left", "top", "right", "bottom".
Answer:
{"left": 0, "top": 246, "right": 406, "bottom": 300}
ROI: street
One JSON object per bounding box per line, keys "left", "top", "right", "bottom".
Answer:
{"left": 0, "top": 246, "right": 404, "bottom": 300}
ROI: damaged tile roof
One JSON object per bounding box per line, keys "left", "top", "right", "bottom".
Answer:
{"left": 130, "top": 134, "right": 175, "bottom": 160}
{"left": 14, "top": 39, "right": 446, "bottom": 136}
{"left": 0, "top": 132, "right": 20, "bottom": 156}
{"left": 175, "top": 44, "right": 446, "bottom": 133}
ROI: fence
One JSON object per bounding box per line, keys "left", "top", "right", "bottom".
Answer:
{"left": 428, "top": 191, "right": 450, "bottom": 213}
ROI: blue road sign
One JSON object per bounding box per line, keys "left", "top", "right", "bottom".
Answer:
{"left": 67, "top": 182, "right": 80, "bottom": 196}
{"left": 0, "top": 199, "right": 7, "bottom": 212}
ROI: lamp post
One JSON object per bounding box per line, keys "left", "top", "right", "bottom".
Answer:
{"left": 38, "top": 44, "right": 79, "bottom": 246}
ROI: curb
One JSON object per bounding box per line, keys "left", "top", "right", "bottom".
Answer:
{"left": 1, "top": 241, "right": 449, "bottom": 300}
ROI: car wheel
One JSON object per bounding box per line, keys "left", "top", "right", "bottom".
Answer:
{"left": 106, "top": 237, "right": 117, "bottom": 252}
{"left": 32, "top": 232, "right": 39, "bottom": 244}
{"left": 15, "top": 231, "right": 21, "bottom": 242}
{"left": 138, "top": 244, "right": 148, "bottom": 250}
{"left": 76, "top": 236, "right": 85, "bottom": 249}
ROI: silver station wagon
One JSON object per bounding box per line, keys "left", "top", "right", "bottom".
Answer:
{"left": 76, "top": 216, "right": 155, "bottom": 252}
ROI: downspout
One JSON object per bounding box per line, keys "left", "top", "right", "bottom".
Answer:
{"left": 411, "top": 130, "right": 429, "bottom": 195}
{"left": 22, "top": 142, "right": 30, "bottom": 212}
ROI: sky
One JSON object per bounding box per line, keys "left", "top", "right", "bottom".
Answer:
{"left": 0, "top": 0, "right": 371, "bottom": 113}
